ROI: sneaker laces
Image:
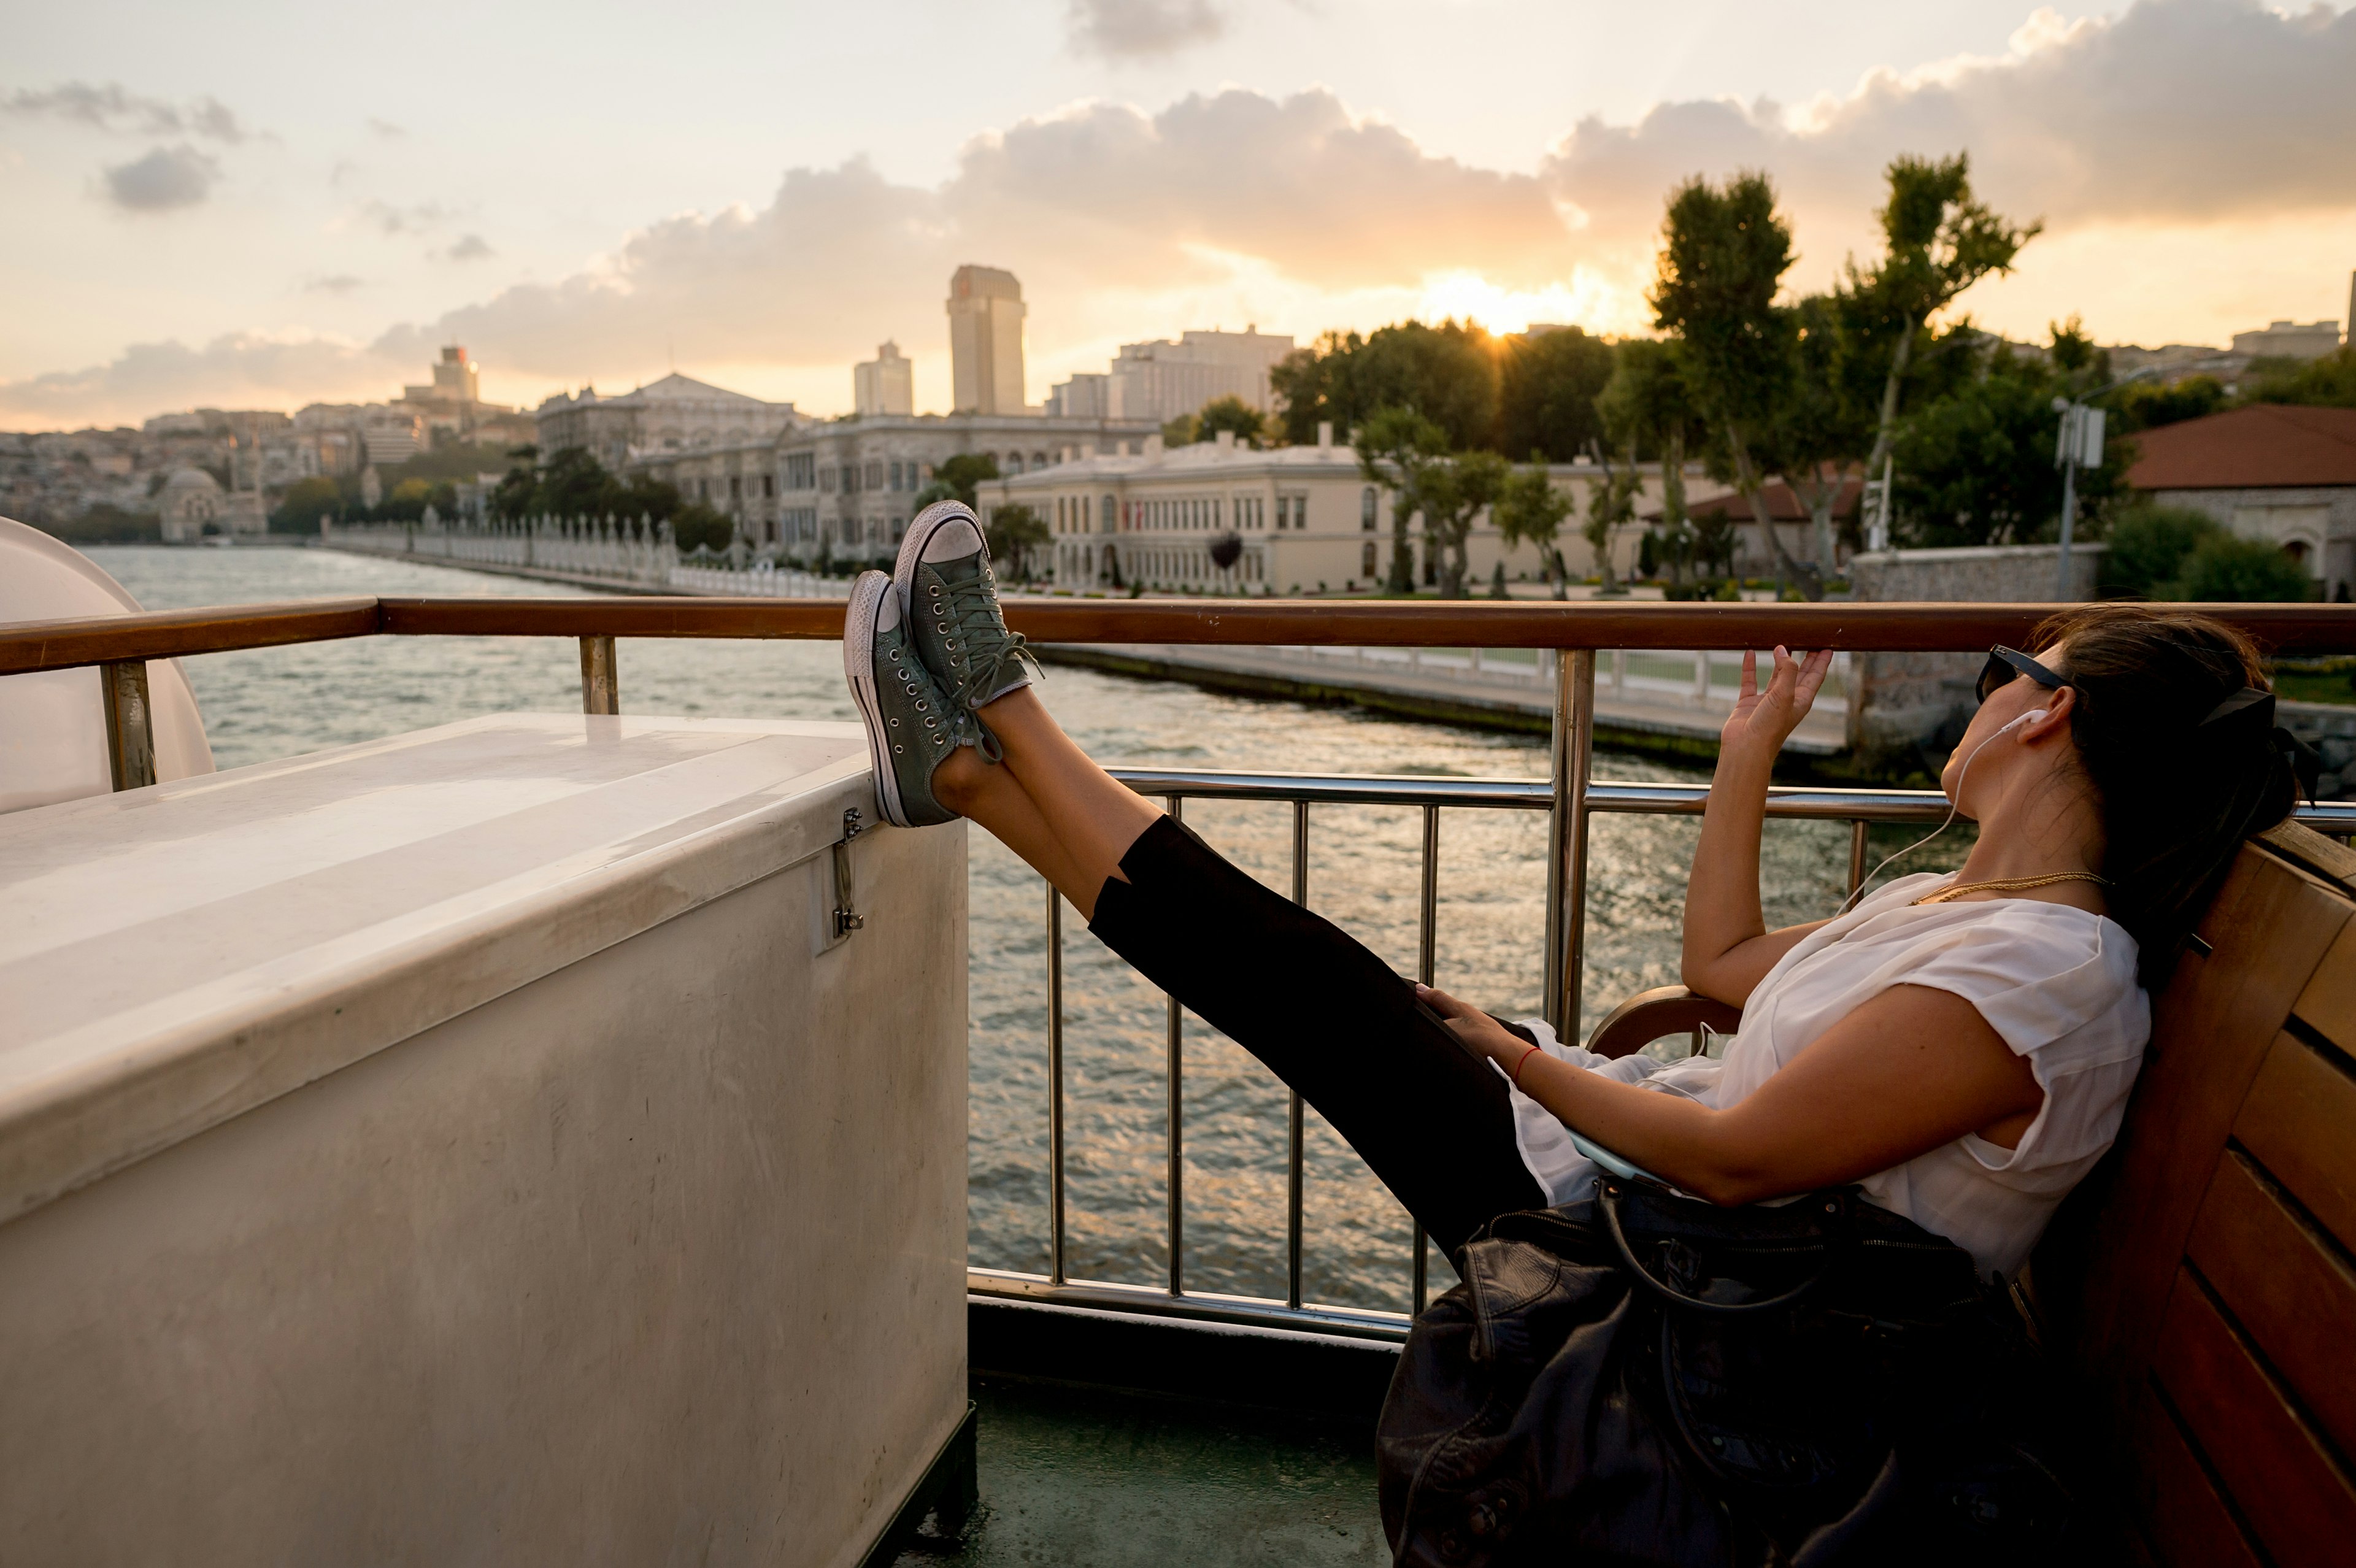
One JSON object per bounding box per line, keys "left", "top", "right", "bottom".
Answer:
{"left": 945, "top": 574, "right": 1042, "bottom": 712}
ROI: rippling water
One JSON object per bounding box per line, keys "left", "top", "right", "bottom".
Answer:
{"left": 84, "top": 544, "right": 1944, "bottom": 1313}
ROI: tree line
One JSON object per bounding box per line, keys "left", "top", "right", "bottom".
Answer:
{"left": 1253, "top": 153, "right": 2350, "bottom": 601}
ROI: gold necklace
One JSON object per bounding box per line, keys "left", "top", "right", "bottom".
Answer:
{"left": 1911, "top": 871, "right": 2109, "bottom": 905}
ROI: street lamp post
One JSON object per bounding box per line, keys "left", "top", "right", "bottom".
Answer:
{"left": 2052, "top": 398, "right": 2106, "bottom": 599}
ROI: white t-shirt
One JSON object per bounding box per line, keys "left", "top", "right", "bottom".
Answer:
{"left": 1504, "top": 870, "right": 2152, "bottom": 1279}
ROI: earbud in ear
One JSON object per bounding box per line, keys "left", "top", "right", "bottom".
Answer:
{"left": 1996, "top": 707, "right": 2051, "bottom": 735}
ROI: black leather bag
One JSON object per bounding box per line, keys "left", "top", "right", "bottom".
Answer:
{"left": 1376, "top": 1181, "right": 2081, "bottom": 1566}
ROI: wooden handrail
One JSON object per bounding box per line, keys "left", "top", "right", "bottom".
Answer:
{"left": 4, "top": 595, "right": 2355, "bottom": 676}
{"left": 0, "top": 598, "right": 384, "bottom": 675}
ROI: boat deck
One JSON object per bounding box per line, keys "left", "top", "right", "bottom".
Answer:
{"left": 892, "top": 1378, "right": 1387, "bottom": 1567}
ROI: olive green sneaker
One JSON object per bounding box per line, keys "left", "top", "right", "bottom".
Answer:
{"left": 893, "top": 501, "right": 1039, "bottom": 751}
{"left": 843, "top": 570, "right": 968, "bottom": 828}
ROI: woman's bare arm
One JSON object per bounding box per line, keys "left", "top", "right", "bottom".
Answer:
{"left": 1420, "top": 982, "right": 2044, "bottom": 1206}
{"left": 1682, "top": 646, "right": 1834, "bottom": 1006}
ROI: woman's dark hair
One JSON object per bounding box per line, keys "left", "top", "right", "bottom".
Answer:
{"left": 2035, "top": 604, "right": 2301, "bottom": 986}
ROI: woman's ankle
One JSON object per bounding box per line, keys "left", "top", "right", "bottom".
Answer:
{"left": 931, "top": 745, "right": 988, "bottom": 813}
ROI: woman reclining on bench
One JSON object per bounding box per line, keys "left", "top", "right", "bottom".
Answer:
{"left": 844, "top": 504, "right": 2299, "bottom": 1288}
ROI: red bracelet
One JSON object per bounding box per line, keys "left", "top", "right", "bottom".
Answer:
{"left": 1511, "top": 1042, "right": 1542, "bottom": 1088}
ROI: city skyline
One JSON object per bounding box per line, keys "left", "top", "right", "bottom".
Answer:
{"left": 4, "top": 0, "right": 2354, "bottom": 429}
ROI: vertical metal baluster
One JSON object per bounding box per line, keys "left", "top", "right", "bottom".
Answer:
{"left": 579, "top": 635, "right": 620, "bottom": 715}
{"left": 1286, "top": 799, "right": 1309, "bottom": 1310}
{"left": 1543, "top": 649, "right": 1600, "bottom": 1037}
{"left": 1047, "top": 880, "right": 1067, "bottom": 1285}
{"left": 1414, "top": 802, "right": 1439, "bottom": 1313}
{"left": 1166, "top": 796, "right": 1185, "bottom": 1297}
{"left": 99, "top": 659, "right": 156, "bottom": 791}
{"left": 1847, "top": 819, "right": 1870, "bottom": 897}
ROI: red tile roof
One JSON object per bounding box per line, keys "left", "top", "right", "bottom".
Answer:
{"left": 1641, "top": 477, "right": 1861, "bottom": 523}
{"left": 2125, "top": 404, "right": 2356, "bottom": 491}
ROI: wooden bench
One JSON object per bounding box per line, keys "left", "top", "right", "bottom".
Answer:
{"left": 1585, "top": 822, "right": 2356, "bottom": 1566}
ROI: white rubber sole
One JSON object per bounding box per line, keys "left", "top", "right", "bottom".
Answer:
{"left": 841, "top": 572, "right": 911, "bottom": 828}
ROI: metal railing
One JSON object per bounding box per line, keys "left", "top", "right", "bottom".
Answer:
{"left": 976, "top": 755, "right": 2003, "bottom": 1342}
{"left": 6, "top": 594, "right": 2354, "bottom": 1342}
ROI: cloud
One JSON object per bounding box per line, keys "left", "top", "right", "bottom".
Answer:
{"left": 399, "top": 89, "right": 1565, "bottom": 374}
{"left": 1066, "top": 0, "right": 1228, "bottom": 58}
{"left": 444, "top": 233, "right": 495, "bottom": 262}
{"left": 950, "top": 90, "right": 1571, "bottom": 291}
{"left": 301, "top": 274, "right": 368, "bottom": 294}
{"left": 0, "top": 332, "right": 407, "bottom": 420}
{"left": 3, "top": 81, "right": 247, "bottom": 142}
{"left": 366, "top": 117, "right": 406, "bottom": 139}
{"left": 1542, "top": 0, "right": 2356, "bottom": 280}
{"left": 363, "top": 199, "right": 452, "bottom": 235}
{"left": 102, "top": 144, "right": 219, "bottom": 211}
{"left": 10, "top": 1, "right": 2356, "bottom": 426}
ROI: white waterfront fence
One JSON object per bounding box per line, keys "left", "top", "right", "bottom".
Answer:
{"left": 1266, "top": 643, "right": 1850, "bottom": 713}
{"left": 325, "top": 515, "right": 852, "bottom": 599}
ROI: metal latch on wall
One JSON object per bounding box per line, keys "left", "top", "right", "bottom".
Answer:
{"left": 832, "top": 807, "right": 866, "bottom": 938}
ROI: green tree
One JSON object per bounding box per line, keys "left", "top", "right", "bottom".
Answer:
{"left": 1772, "top": 292, "right": 1879, "bottom": 567}
{"left": 671, "top": 504, "right": 735, "bottom": 553}
{"left": 2112, "top": 375, "right": 2227, "bottom": 432}
{"left": 1493, "top": 455, "right": 1574, "bottom": 598}
{"left": 1890, "top": 325, "right": 2127, "bottom": 547}
{"left": 491, "top": 447, "right": 541, "bottom": 521}
{"left": 1160, "top": 412, "right": 1201, "bottom": 448}
{"left": 2245, "top": 345, "right": 2356, "bottom": 409}
{"left": 2100, "top": 503, "right": 2219, "bottom": 598}
{"left": 1353, "top": 405, "right": 1449, "bottom": 592}
{"left": 922, "top": 452, "right": 1001, "bottom": 509}
{"left": 1580, "top": 443, "right": 1639, "bottom": 595}
{"left": 1414, "top": 449, "right": 1508, "bottom": 599}
{"left": 985, "top": 502, "right": 1051, "bottom": 583}
{"left": 270, "top": 475, "right": 344, "bottom": 532}
{"left": 1649, "top": 172, "right": 1817, "bottom": 593}
{"left": 1846, "top": 153, "right": 2041, "bottom": 534}
{"left": 42, "top": 504, "right": 159, "bottom": 544}
{"left": 533, "top": 448, "right": 618, "bottom": 518}
{"left": 1194, "top": 395, "right": 1266, "bottom": 446}
{"left": 1498, "top": 326, "right": 1614, "bottom": 461}
{"left": 1272, "top": 320, "right": 1499, "bottom": 450}
{"left": 1595, "top": 337, "right": 1703, "bottom": 588}
{"left": 2176, "top": 534, "right": 2315, "bottom": 602}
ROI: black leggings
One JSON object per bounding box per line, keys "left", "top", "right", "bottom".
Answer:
{"left": 1089, "top": 816, "right": 1546, "bottom": 1259}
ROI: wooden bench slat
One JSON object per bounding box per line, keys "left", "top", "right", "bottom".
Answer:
{"left": 2262, "top": 819, "right": 2356, "bottom": 896}
{"left": 2069, "top": 852, "right": 2353, "bottom": 1396}
{"left": 2292, "top": 920, "right": 2356, "bottom": 1056}
{"left": 2128, "top": 1382, "right": 2262, "bottom": 1568}
{"left": 2153, "top": 1268, "right": 2356, "bottom": 1566}
{"left": 2235, "top": 1032, "right": 2356, "bottom": 1255}
{"left": 2185, "top": 1151, "right": 2356, "bottom": 1461}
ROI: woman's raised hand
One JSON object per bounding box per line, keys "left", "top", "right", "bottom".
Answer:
{"left": 1720, "top": 645, "right": 1833, "bottom": 756}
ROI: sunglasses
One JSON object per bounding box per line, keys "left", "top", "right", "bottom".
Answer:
{"left": 1975, "top": 645, "right": 2068, "bottom": 706}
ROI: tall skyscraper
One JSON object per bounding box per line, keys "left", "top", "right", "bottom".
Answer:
{"left": 853, "top": 341, "right": 915, "bottom": 417}
{"left": 946, "top": 266, "right": 1028, "bottom": 415}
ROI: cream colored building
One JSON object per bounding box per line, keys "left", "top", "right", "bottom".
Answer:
{"left": 1047, "top": 329, "right": 1295, "bottom": 421}
{"left": 535, "top": 374, "right": 801, "bottom": 472}
{"left": 946, "top": 266, "right": 1028, "bottom": 415}
{"left": 853, "top": 342, "right": 915, "bottom": 417}
{"left": 156, "top": 467, "right": 225, "bottom": 542}
{"left": 983, "top": 428, "right": 1723, "bottom": 594}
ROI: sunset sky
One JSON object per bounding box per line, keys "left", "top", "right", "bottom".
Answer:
{"left": 3, "top": 0, "right": 2352, "bottom": 428}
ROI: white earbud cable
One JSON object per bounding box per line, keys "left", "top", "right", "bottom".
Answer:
{"left": 1836, "top": 709, "right": 2046, "bottom": 916}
